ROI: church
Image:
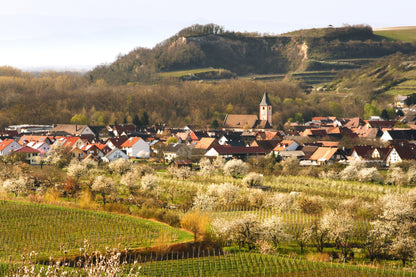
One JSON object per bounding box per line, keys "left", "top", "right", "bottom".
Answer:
{"left": 222, "top": 92, "right": 273, "bottom": 131}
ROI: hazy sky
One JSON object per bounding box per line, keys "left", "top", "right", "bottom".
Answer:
{"left": 1, "top": 0, "right": 415, "bottom": 69}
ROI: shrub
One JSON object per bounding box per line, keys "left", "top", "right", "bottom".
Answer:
{"left": 181, "top": 210, "right": 210, "bottom": 241}
{"left": 298, "top": 196, "right": 324, "bottom": 215}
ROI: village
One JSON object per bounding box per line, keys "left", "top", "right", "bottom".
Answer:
{"left": 0, "top": 92, "right": 415, "bottom": 168}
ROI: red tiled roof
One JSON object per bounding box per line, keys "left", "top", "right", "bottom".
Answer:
{"left": 0, "top": 139, "right": 19, "bottom": 151}
{"left": 121, "top": 137, "right": 142, "bottom": 148}
{"left": 212, "top": 146, "right": 267, "bottom": 155}
{"left": 15, "top": 146, "right": 39, "bottom": 154}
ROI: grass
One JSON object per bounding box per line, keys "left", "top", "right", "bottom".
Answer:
{"left": 157, "top": 68, "right": 229, "bottom": 79}
{"left": 374, "top": 27, "right": 416, "bottom": 43}
{"left": 0, "top": 200, "right": 193, "bottom": 262}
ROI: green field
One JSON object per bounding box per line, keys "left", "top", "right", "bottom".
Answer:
{"left": 374, "top": 27, "right": 416, "bottom": 43}
{"left": 0, "top": 200, "right": 193, "bottom": 262}
{"left": 157, "top": 68, "right": 232, "bottom": 80}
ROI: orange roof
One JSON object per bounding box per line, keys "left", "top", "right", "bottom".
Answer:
{"left": 15, "top": 146, "right": 39, "bottom": 154}
{"left": 309, "top": 147, "right": 339, "bottom": 161}
{"left": 194, "top": 137, "right": 218, "bottom": 149}
{"left": 62, "top": 137, "right": 82, "bottom": 148}
{"left": 317, "top": 141, "right": 339, "bottom": 147}
{"left": 121, "top": 137, "right": 142, "bottom": 148}
{"left": 0, "top": 139, "right": 19, "bottom": 151}
{"left": 18, "top": 135, "right": 50, "bottom": 145}
{"left": 273, "top": 140, "right": 296, "bottom": 151}
{"left": 264, "top": 131, "right": 280, "bottom": 140}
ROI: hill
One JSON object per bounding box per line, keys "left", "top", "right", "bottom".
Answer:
{"left": 88, "top": 24, "right": 416, "bottom": 85}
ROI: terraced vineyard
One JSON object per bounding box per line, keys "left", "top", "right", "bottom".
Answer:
{"left": 0, "top": 201, "right": 193, "bottom": 262}
{"left": 385, "top": 79, "right": 416, "bottom": 95}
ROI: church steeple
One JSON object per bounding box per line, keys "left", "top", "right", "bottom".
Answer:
{"left": 259, "top": 92, "right": 272, "bottom": 126}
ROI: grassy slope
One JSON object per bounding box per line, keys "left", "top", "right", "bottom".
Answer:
{"left": 374, "top": 26, "right": 416, "bottom": 43}
{"left": 0, "top": 200, "right": 192, "bottom": 262}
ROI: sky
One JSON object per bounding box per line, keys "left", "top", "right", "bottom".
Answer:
{"left": 1, "top": 0, "right": 415, "bottom": 70}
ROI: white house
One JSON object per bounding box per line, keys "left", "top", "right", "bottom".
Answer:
{"left": 26, "top": 141, "right": 50, "bottom": 157}
{"left": 120, "top": 137, "right": 150, "bottom": 158}
{"left": 0, "top": 139, "right": 22, "bottom": 156}
{"left": 102, "top": 148, "right": 130, "bottom": 162}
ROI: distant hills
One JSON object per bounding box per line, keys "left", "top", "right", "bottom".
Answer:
{"left": 88, "top": 24, "right": 416, "bottom": 86}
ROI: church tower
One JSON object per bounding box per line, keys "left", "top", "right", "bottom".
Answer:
{"left": 259, "top": 92, "right": 272, "bottom": 126}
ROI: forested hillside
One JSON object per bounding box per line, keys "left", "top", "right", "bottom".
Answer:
{"left": 1, "top": 25, "right": 416, "bottom": 128}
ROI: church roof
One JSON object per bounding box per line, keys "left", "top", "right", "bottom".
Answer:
{"left": 259, "top": 92, "right": 272, "bottom": 106}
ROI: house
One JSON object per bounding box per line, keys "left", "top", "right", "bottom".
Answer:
{"left": 343, "top": 117, "right": 366, "bottom": 129}
{"left": 80, "top": 144, "right": 105, "bottom": 159}
{"left": 395, "top": 95, "right": 408, "bottom": 108}
{"left": 121, "top": 137, "right": 150, "bottom": 158}
{"left": 70, "top": 147, "right": 86, "bottom": 160}
{"left": 250, "top": 140, "right": 280, "bottom": 153}
{"left": 105, "top": 137, "right": 128, "bottom": 150}
{"left": 384, "top": 141, "right": 416, "bottom": 166}
{"left": 102, "top": 148, "right": 130, "bottom": 162}
{"left": 163, "top": 143, "right": 192, "bottom": 162}
{"left": 26, "top": 141, "right": 50, "bottom": 156}
{"left": 14, "top": 146, "right": 40, "bottom": 165}
{"left": 301, "top": 128, "right": 328, "bottom": 138}
{"left": 53, "top": 137, "right": 85, "bottom": 149}
{"left": 205, "top": 146, "right": 268, "bottom": 161}
{"left": 107, "top": 124, "right": 137, "bottom": 137}
{"left": 308, "top": 147, "right": 347, "bottom": 165}
{"left": 194, "top": 137, "right": 220, "bottom": 151}
{"left": 273, "top": 140, "right": 299, "bottom": 155}
{"left": 380, "top": 129, "right": 416, "bottom": 142}
{"left": 352, "top": 126, "right": 383, "bottom": 139}
{"left": 350, "top": 145, "right": 377, "bottom": 161}
{"left": 18, "top": 135, "right": 53, "bottom": 145}
{"left": 219, "top": 133, "right": 245, "bottom": 147}
{"left": 278, "top": 150, "right": 305, "bottom": 160}
{"left": 50, "top": 124, "right": 95, "bottom": 138}
{"left": 0, "top": 139, "right": 22, "bottom": 156}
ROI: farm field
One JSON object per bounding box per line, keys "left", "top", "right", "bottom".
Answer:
{"left": 0, "top": 200, "right": 193, "bottom": 263}
{"left": 374, "top": 26, "right": 416, "bottom": 43}
{"left": 137, "top": 252, "right": 412, "bottom": 276}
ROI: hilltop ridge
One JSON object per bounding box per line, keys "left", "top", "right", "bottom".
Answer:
{"left": 88, "top": 24, "right": 416, "bottom": 85}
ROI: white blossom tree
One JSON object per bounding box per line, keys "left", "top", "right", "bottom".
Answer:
{"left": 242, "top": 172, "right": 264, "bottom": 187}
{"left": 66, "top": 159, "right": 88, "bottom": 180}
{"left": 224, "top": 159, "right": 248, "bottom": 178}
{"left": 321, "top": 210, "right": 354, "bottom": 258}
{"left": 262, "top": 216, "right": 291, "bottom": 249}
{"left": 3, "top": 176, "right": 35, "bottom": 196}
{"left": 108, "top": 158, "right": 131, "bottom": 175}
{"left": 91, "top": 175, "right": 116, "bottom": 204}
{"left": 141, "top": 174, "right": 159, "bottom": 192}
